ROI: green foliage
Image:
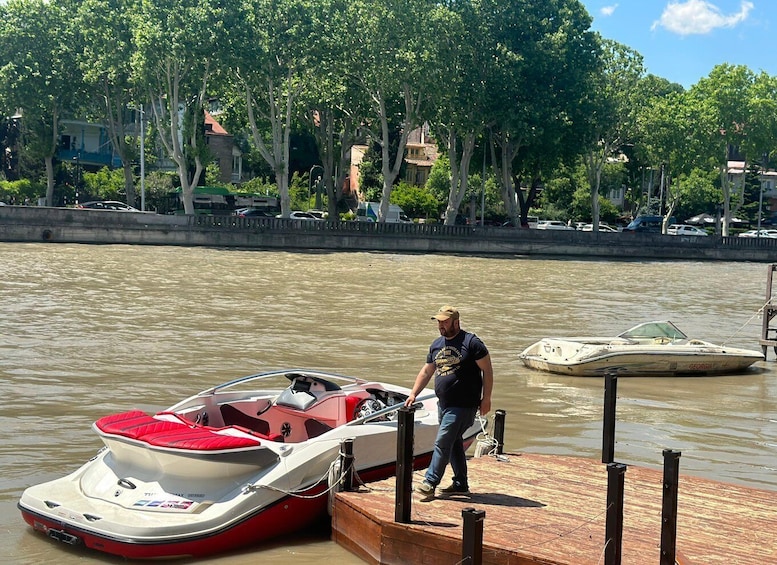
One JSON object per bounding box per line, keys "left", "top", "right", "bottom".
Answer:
{"left": 81, "top": 167, "right": 127, "bottom": 201}
{"left": 288, "top": 171, "right": 310, "bottom": 210}
{"left": 357, "top": 145, "right": 383, "bottom": 202}
{"left": 570, "top": 190, "right": 620, "bottom": 223}
{"left": 425, "top": 154, "right": 450, "bottom": 203}
{"left": 142, "top": 171, "right": 176, "bottom": 212}
{"left": 390, "top": 181, "right": 440, "bottom": 219}
{"left": 0, "top": 178, "right": 43, "bottom": 203}
{"left": 204, "top": 163, "right": 230, "bottom": 188}
{"left": 673, "top": 167, "right": 721, "bottom": 220}
{"left": 540, "top": 163, "right": 585, "bottom": 212}
{"left": 240, "top": 177, "right": 278, "bottom": 198}
{"left": 4, "top": 0, "right": 777, "bottom": 226}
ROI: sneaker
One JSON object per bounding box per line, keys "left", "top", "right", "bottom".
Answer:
{"left": 414, "top": 480, "right": 435, "bottom": 499}
{"left": 440, "top": 482, "right": 470, "bottom": 495}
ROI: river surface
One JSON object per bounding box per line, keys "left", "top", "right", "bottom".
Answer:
{"left": 2, "top": 243, "right": 776, "bottom": 564}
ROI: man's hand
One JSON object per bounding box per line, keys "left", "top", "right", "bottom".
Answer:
{"left": 479, "top": 397, "right": 491, "bottom": 416}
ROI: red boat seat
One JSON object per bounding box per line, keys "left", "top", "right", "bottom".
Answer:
{"left": 95, "top": 410, "right": 276, "bottom": 451}
{"left": 95, "top": 410, "right": 180, "bottom": 438}
{"left": 140, "top": 427, "right": 262, "bottom": 450}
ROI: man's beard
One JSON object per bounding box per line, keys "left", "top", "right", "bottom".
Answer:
{"left": 440, "top": 325, "right": 458, "bottom": 338}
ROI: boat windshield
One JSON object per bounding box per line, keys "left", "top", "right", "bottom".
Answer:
{"left": 617, "top": 321, "right": 687, "bottom": 341}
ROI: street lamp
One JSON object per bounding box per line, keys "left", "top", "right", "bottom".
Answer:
{"left": 308, "top": 164, "right": 324, "bottom": 208}
{"left": 140, "top": 104, "right": 146, "bottom": 211}
{"left": 72, "top": 153, "right": 81, "bottom": 206}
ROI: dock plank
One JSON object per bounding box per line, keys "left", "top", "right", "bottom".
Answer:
{"left": 331, "top": 452, "right": 777, "bottom": 565}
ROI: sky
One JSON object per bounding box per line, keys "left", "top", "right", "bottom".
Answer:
{"left": 580, "top": 0, "right": 775, "bottom": 88}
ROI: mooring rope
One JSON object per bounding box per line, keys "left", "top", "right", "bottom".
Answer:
{"left": 242, "top": 449, "right": 348, "bottom": 499}
{"left": 721, "top": 298, "right": 771, "bottom": 345}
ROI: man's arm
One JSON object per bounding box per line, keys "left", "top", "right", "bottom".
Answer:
{"left": 404, "top": 362, "right": 435, "bottom": 406}
{"left": 477, "top": 354, "right": 493, "bottom": 415}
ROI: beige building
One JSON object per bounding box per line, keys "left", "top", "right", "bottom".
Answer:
{"left": 348, "top": 124, "right": 439, "bottom": 197}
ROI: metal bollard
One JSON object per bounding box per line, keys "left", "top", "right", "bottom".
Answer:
{"left": 493, "top": 409, "right": 506, "bottom": 455}
{"left": 604, "top": 462, "right": 627, "bottom": 565}
{"left": 660, "top": 449, "right": 682, "bottom": 565}
{"left": 461, "top": 507, "right": 485, "bottom": 565}
{"left": 339, "top": 438, "right": 355, "bottom": 492}
{"left": 395, "top": 406, "right": 414, "bottom": 523}
{"left": 602, "top": 372, "right": 617, "bottom": 464}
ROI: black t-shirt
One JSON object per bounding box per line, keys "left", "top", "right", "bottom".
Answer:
{"left": 427, "top": 330, "right": 489, "bottom": 409}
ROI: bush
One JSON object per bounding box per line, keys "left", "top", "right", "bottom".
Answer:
{"left": 0, "top": 179, "right": 44, "bottom": 204}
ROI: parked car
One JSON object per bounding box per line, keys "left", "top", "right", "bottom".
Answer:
{"left": 738, "top": 229, "right": 777, "bottom": 238}
{"left": 306, "top": 209, "right": 328, "bottom": 219}
{"left": 537, "top": 220, "right": 573, "bottom": 230}
{"left": 667, "top": 225, "right": 708, "bottom": 237}
{"left": 276, "top": 211, "right": 320, "bottom": 220}
{"left": 235, "top": 208, "right": 275, "bottom": 218}
{"left": 77, "top": 201, "right": 142, "bottom": 212}
{"left": 622, "top": 215, "right": 676, "bottom": 233}
{"left": 581, "top": 223, "right": 618, "bottom": 232}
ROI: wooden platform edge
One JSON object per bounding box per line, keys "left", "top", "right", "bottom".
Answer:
{"left": 331, "top": 486, "right": 560, "bottom": 565}
{"left": 330, "top": 452, "right": 777, "bottom": 565}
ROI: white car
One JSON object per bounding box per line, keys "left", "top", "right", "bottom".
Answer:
{"left": 77, "top": 200, "right": 142, "bottom": 212}
{"left": 276, "top": 211, "right": 320, "bottom": 220}
{"left": 581, "top": 223, "right": 618, "bottom": 232}
{"left": 667, "top": 224, "right": 708, "bottom": 237}
{"left": 738, "top": 229, "right": 777, "bottom": 238}
{"left": 537, "top": 220, "right": 574, "bottom": 230}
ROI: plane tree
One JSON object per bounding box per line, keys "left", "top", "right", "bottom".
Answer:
{"left": 342, "top": 0, "right": 439, "bottom": 223}
{"left": 300, "top": 0, "right": 370, "bottom": 219}
{"left": 636, "top": 88, "right": 708, "bottom": 229}
{"left": 687, "top": 64, "right": 777, "bottom": 235}
{"left": 481, "top": 0, "right": 598, "bottom": 227}
{"left": 0, "top": 0, "right": 85, "bottom": 206}
{"left": 130, "top": 0, "right": 237, "bottom": 214}
{"left": 76, "top": 0, "right": 140, "bottom": 207}
{"left": 423, "top": 0, "right": 487, "bottom": 226}
{"left": 581, "top": 39, "right": 644, "bottom": 231}
{"left": 226, "top": 0, "right": 324, "bottom": 218}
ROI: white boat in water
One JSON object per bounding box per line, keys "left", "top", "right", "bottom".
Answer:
{"left": 18, "top": 369, "right": 483, "bottom": 559}
{"left": 518, "top": 321, "right": 764, "bottom": 377}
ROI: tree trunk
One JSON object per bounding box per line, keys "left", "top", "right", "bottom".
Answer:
{"left": 443, "top": 131, "right": 476, "bottom": 226}
{"left": 45, "top": 156, "right": 55, "bottom": 207}
{"left": 491, "top": 132, "right": 519, "bottom": 223}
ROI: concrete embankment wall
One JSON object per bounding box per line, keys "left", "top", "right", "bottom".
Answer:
{"left": 2, "top": 205, "right": 777, "bottom": 262}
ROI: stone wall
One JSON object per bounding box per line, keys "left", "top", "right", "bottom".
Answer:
{"left": 2, "top": 205, "right": 777, "bottom": 262}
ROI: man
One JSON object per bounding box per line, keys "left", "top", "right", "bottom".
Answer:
{"left": 404, "top": 305, "right": 493, "bottom": 499}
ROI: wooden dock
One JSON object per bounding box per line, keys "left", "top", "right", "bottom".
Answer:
{"left": 331, "top": 452, "right": 777, "bottom": 564}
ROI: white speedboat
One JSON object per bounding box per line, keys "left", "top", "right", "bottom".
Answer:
{"left": 18, "top": 370, "right": 482, "bottom": 559}
{"left": 519, "top": 321, "right": 764, "bottom": 377}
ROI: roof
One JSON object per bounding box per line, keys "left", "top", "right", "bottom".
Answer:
{"left": 204, "top": 111, "right": 229, "bottom": 136}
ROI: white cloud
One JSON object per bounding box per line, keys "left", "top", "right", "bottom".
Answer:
{"left": 601, "top": 4, "right": 619, "bottom": 17}
{"left": 651, "top": 0, "right": 754, "bottom": 35}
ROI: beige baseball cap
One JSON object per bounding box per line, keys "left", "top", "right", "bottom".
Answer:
{"left": 431, "top": 305, "right": 460, "bottom": 321}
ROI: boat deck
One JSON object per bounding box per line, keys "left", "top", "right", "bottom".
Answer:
{"left": 331, "top": 452, "right": 777, "bottom": 564}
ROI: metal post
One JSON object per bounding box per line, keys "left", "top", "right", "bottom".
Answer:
{"left": 493, "top": 409, "right": 506, "bottom": 455}
{"left": 461, "top": 507, "right": 485, "bottom": 565}
{"left": 339, "top": 438, "right": 355, "bottom": 492}
{"left": 395, "top": 406, "right": 414, "bottom": 523}
{"left": 140, "top": 104, "right": 146, "bottom": 212}
{"left": 602, "top": 372, "right": 617, "bottom": 464}
{"left": 604, "top": 462, "right": 627, "bottom": 565}
{"left": 660, "top": 450, "right": 682, "bottom": 565}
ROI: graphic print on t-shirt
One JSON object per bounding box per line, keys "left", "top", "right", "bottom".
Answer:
{"left": 434, "top": 345, "right": 462, "bottom": 377}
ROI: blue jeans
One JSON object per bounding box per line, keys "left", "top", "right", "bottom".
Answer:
{"left": 424, "top": 405, "right": 478, "bottom": 487}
